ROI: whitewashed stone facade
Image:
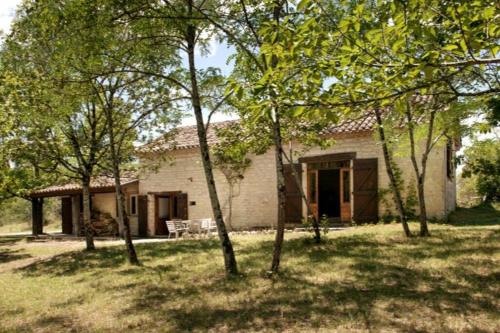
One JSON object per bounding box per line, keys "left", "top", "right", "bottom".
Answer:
{"left": 139, "top": 131, "right": 457, "bottom": 235}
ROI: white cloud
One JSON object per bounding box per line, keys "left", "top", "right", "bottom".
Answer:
{"left": 0, "top": 0, "right": 21, "bottom": 35}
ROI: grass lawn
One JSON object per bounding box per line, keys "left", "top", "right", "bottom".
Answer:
{"left": 0, "top": 221, "right": 60, "bottom": 234}
{"left": 0, "top": 206, "right": 499, "bottom": 332}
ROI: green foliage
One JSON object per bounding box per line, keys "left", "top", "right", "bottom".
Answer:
{"left": 404, "top": 180, "right": 418, "bottom": 219}
{"left": 212, "top": 122, "right": 253, "bottom": 182}
{"left": 378, "top": 178, "right": 418, "bottom": 222}
{"left": 0, "top": 197, "right": 60, "bottom": 232}
{"left": 485, "top": 98, "right": 500, "bottom": 128}
{"left": 319, "top": 214, "right": 329, "bottom": 235}
{"left": 460, "top": 138, "right": 500, "bottom": 202}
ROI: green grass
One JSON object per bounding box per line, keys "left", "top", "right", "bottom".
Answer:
{"left": 446, "top": 202, "right": 500, "bottom": 226}
{"left": 0, "top": 206, "right": 499, "bottom": 333}
{"left": 0, "top": 221, "right": 60, "bottom": 234}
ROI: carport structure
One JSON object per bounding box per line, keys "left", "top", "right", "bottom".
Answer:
{"left": 29, "top": 177, "right": 138, "bottom": 236}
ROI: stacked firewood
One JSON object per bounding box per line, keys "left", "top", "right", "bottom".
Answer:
{"left": 90, "top": 211, "right": 119, "bottom": 237}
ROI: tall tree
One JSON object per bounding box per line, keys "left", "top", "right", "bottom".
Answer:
{"left": 108, "top": 0, "right": 239, "bottom": 275}
{"left": 267, "top": 0, "right": 498, "bottom": 236}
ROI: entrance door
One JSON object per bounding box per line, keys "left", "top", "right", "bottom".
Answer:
{"left": 307, "top": 170, "right": 318, "bottom": 221}
{"left": 284, "top": 164, "right": 303, "bottom": 223}
{"left": 138, "top": 195, "right": 148, "bottom": 237}
{"left": 318, "top": 169, "right": 341, "bottom": 220}
{"left": 156, "top": 196, "right": 170, "bottom": 235}
{"left": 340, "top": 168, "right": 351, "bottom": 222}
{"left": 155, "top": 193, "right": 189, "bottom": 235}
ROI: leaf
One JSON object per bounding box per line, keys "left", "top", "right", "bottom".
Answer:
{"left": 297, "top": 0, "right": 311, "bottom": 11}
{"left": 442, "top": 44, "right": 459, "bottom": 51}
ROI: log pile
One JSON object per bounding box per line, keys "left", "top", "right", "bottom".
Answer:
{"left": 90, "top": 211, "right": 119, "bottom": 236}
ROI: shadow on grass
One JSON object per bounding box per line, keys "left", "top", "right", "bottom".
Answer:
{"left": 119, "top": 231, "right": 499, "bottom": 332}
{"left": 12, "top": 228, "right": 500, "bottom": 332}
{"left": 444, "top": 202, "right": 500, "bottom": 227}
{"left": 18, "top": 238, "right": 221, "bottom": 277}
{"left": 0, "top": 235, "right": 25, "bottom": 247}
{"left": 0, "top": 248, "right": 32, "bottom": 264}
{"left": 0, "top": 236, "right": 31, "bottom": 265}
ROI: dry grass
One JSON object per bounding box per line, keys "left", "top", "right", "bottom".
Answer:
{"left": 0, "top": 221, "right": 61, "bottom": 234}
{"left": 0, "top": 206, "right": 499, "bottom": 333}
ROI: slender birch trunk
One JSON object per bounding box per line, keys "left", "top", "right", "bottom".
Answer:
{"left": 270, "top": 108, "right": 288, "bottom": 273}
{"left": 374, "top": 108, "right": 412, "bottom": 237}
{"left": 81, "top": 177, "right": 95, "bottom": 250}
{"left": 104, "top": 107, "right": 140, "bottom": 265}
{"left": 405, "top": 100, "right": 432, "bottom": 237}
{"left": 186, "top": 1, "right": 238, "bottom": 275}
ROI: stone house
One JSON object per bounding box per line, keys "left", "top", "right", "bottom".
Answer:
{"left": 30, "top": 115, "right": 457, "bottom": 237}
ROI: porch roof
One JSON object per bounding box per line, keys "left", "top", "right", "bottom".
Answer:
{"left": 30, "top": 177, "right": 138, "bottom": 198}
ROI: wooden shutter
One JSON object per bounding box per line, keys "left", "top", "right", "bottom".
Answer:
{"left": 176, "top": 193, "right": 188, "bottom": 220}
{"left": 353, "top": 158, "right": 378, "bottom": 223}
{"left": 61, "top": 197, "right": 73, "bottom": 234}
{"left": 138, "top": 195, "right": 148, "bottom": 237}
{"left": 284, "top": 164, "right": 303, "bottom": 223}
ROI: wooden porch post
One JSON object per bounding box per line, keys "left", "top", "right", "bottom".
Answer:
{"left": 31, "top": 198, "right": 38, "bottom": 236}
{"left": 31, "top": 198, "right": 44, "bottom": 235}
{"left": 71, "top": 195, "right": 81, "bottom": 236}
{"left": 39, "top": 198, "right": 44, "bottom": 234}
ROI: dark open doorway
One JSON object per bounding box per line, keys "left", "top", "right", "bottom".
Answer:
{"left": 318, "top": 169, "right": 340, "bottom": 219}
{"left": 154, "top": 192, "right": 188, "bottom": 235}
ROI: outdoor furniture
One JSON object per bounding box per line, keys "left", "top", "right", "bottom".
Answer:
{"left": 166, "top": 220, "right": 189, "bottom": 239}
{"left": 187, "top": 219, "right": 202, "bottom": 234}
{"left": 200, "top": 218, "right": 217, "bottom": 236}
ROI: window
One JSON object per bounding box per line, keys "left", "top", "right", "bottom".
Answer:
{"left": 130, "top": 195, "right": 138, "bottom": 216}
{"left": 446, "top": 140, "right": 454, "bottom": 180}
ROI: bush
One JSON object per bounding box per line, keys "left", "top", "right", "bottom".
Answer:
{"left": 460, "top": 138, "right": 500, "bottom": 202}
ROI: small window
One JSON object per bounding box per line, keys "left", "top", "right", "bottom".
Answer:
{"left": 130, "top": 195, "right": 138, "bottom": 216}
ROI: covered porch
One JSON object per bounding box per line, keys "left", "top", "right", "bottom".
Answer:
{"left": 29, "top": 177, "right": 139, "bottom": 237}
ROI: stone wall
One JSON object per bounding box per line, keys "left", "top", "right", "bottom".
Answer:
{"left": 140, "top": 149, "right": 278, "bottom": 234}
{"left": 139, "top": 132, "right": 456, "bottom": 235}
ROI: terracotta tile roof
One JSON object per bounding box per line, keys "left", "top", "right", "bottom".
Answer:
{"left": 30, "top": 176, "right": 138, "bottom": 197}
{"left": 144, "top": 115, "right": 376, "bottom": 153}
{"left": 321, "top": 113, "right": 376, "bottom": 135}
{"left": 142, "top": 95, "right": 436, "bottom": 153}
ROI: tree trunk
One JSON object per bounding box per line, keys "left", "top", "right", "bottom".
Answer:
{"left": 417, "top": 177, "right": 430, "bottom": 236}
{"left": 405, "top": 101, "right": 432, "bottom": 237}
{"left": 374, "top": 108, "right": 412, "bottom": 237}
{"left": 81, "top": 179, "right": 95, "bottom": 250}
{"left": 284, "top": 151, "right": 321, "bottom": 243}
{"left": 270, "top": 110, "right": 287, "bottom": 274}
{"left": 105, "top": 108, "right": 140, "bottom": 265}
{"left": 113, "top": 170, "right": 140, "bottom": 264}
{"left": 186, "top": 6, "right": 238, "bottom": 275}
